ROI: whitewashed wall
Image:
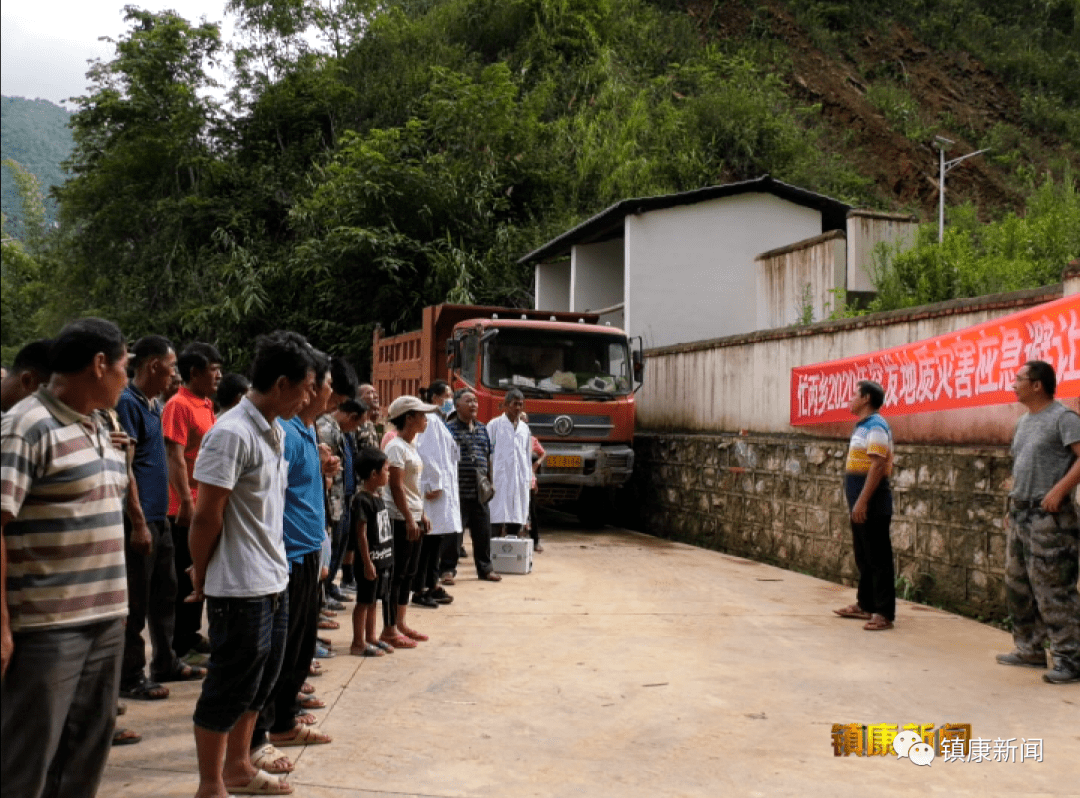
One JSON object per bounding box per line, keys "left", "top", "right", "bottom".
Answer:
{"left": 638, "top": 286, "right": 1066, "bottom": 444}
{"left": 755, "top": 231, "right": 846, "bottom": 329}
{"left": 535, "top": 260, "right": 571, "bottom": 312}
{"left": 846, "top": 209, "right": 919, "bottom": 293}
{"left": 623, "top": 193, "right": 822, "bottom": 349}
{"left": 571, "top": 239, "right": 624, "bottom": 328}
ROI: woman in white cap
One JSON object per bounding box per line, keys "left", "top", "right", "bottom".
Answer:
{"left": 379, "top": 394, "right": 435, "bottom": 649}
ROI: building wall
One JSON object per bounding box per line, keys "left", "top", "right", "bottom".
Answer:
{"left": 535, "top": 260, "right": 571, "bottom": 312}
{"left": 638, "top": 285, "right": 1062, "bottom": 444}
{"left": 624, "top": 193, "right": 822, "bottom": 349}
{"left": 755, "top": 231, "right": 846, "bottom": 329}
{"left": 846, "top": 209, "right": 919, "bottom": 293}
{"left": 571, "top": 239, "right": 624, "bottom": 325}
{"left": 624, "top": 431, "right": 1013, "bottom": 619}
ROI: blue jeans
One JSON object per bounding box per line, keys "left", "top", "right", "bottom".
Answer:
{"left": 193, "top": 592, "right": 288, "bottom": 733}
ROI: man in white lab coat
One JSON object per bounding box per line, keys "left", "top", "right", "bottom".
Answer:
{"left": 487, "top": 389, "right": 532, "bottom": 536}
{"left": 414, "top": 382, "right": 462, "bottom": 605}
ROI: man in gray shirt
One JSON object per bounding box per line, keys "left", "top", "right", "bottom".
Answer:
{"left": 188, "top": 331, "right": 316, "bottom": 797}
{"left": 996, "top": 360, "right": 1080, "bottom": 684}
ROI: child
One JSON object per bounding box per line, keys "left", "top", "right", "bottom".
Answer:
{"left": 349, "top": 447, "right": 396, "bottom": 657}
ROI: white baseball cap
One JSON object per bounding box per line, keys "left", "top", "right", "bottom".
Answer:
{"left": 386, "top": 395, "right": 437, "bottom": 418}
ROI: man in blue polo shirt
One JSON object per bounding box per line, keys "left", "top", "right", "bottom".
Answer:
{"left": 116, "top": 335, "right": 207, "bottom": 702}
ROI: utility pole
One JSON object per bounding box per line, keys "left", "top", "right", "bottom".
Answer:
{"left": 934, "top": 136, "right": 990, "bottom": 243}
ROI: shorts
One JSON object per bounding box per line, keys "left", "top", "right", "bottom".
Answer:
{"left": 193, "top": 592, "right": 288, "bottom": 733}
{"left": 354, "top": 565, "right": 392, "bottom": 605}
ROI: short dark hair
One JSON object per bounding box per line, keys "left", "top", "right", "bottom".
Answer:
{"left": 250, "top": 331, "right": 316, "bottom": 393}
{"left": 1023, "top": 360, "right": 1056, "bottom": 397}
{"left": 11, "top": 339, "right": 54, "bottom": 377}
{"left": 130, "top": 335, "right": 173, "bottom": 371}
{"left": 337, "top": 398, "right": 367, "bottom": 416}
{"left": 177, "top": 342, "right": 223, "bottom": 382}
{"left": 49, "top": 318, "right": 126, "bottom": 375}
{"left": 330, "top": 357, "right": 358, "bottom": 399}
{"left": 504, "top": 387, "right": 525, "bottom": 404}
{"left": 857, "top": 380, "right": 885, "bottom": 410}
{"left": 216, "top": 372, "right": 250, "bottom": 408}
{"left": 389, "top": 411, "right": 416, "bottom": 431}
{"left": 310, "top": 348, "right": 330, "bottom": 388}
{"left": 355, "top": 446, "right": 387, "bottom": 481}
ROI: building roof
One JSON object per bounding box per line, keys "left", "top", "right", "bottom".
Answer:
{"left": 517, "top": 175, "right": 852, "bottom": 265}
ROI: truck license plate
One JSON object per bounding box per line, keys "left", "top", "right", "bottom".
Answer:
{"left": 546, "top": 455, "right": 583, "bottom": 469}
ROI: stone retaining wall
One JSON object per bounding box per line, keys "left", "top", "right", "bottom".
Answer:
{"left": 625, "top": 431, "right": 1012, "bottom": 619}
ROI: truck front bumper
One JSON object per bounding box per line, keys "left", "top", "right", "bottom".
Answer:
{"left": 536, "top": 443, "right": 635, "bottom": 489}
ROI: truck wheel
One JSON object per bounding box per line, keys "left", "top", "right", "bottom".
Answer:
{"left": 576, "top": 487, "right": 612, "bottom": 529}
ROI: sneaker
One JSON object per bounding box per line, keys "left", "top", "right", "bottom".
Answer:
{"left": 1042, "top": 668, "right": 1080, "bottom": 684}
{"left": 325, "top": 598, "right": 346, "bottom": 612}
{"left": 412, "top": 592, "right": 439, "bottom": 608}
{"left": 995, "top": 650, "right": 1047, "bottom": 668}
{"left": 327, "top": 585, "right": 349, "bottom": 603}
{"left": 339, "top": 580, "right": 357, "bottom": 595}
{"left": 429, "top": 587, "right": 454, "bottom": 605}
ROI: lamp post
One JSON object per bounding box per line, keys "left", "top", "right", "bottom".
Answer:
{"left": 935, "top": 136, "right": 990, "bottom": 243}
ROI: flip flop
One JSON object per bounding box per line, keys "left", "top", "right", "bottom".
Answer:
{"left": 863, "top": 617, "right": 894, "bottom": 631}
{"left": 271, "top": 725, "right": 333, "bottom": 747}
{"left": 112, "top": 727, "right": 141, "bottom": 746}
{"left": 227, "top": 768, "right": 293, "bottom": 794}
{"left": 299, "top": 695, "right": 326, "bottom": 709}
{"left": 308, "top": 662, "right": 323, "bottom": 677}
{"left": 401, "top": 627, "right": 428, "bottom": 642}
{"left": 251, "top": 743, "right": 294, "bottom": 774}
{"left": 295, "top": 711, "right": 318, "bottom": 725}
{"left": 119, "top": 678, "right": 169, "bottom": 700}
{"left": 373, "top": 640, "right": 395, "bottom": 654}
{"left": 300, "top": 682, "right": 316, "bottom": 695}
{"left": 833, "top": 605, "right": 872, "bottom": 620}
{"left": 381, "top": 634, "right": 417, "bottom": 649}
{"left": 317, "top": 618, "right": 340, "bottom": 630}
{"left": 154, "top": 662, "right": 207, "bottom": 682}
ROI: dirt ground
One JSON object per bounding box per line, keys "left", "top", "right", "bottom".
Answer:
{"left": 101, "top": 527, "right": 1077, "bottom": 798}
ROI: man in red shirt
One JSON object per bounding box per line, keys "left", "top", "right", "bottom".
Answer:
{"left": 162, "top": 342, "right": 222, "bottom": 665}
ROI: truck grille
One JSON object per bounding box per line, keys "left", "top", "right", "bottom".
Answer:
{"left": 527, "top": 413, "right": 613, "bottom": 440}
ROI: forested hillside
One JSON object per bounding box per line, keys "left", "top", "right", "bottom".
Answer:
{"left": 2, "top": 0, "right": 1076, "bottom": 371}
{"left": 1, "top": 96, "right": 72, "bottom": 236}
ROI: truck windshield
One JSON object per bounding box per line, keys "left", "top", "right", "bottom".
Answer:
{"left": 481, "top": 328, "right": 632, "bottom": 396}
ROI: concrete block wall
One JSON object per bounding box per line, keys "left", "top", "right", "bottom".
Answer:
{"left": 625, "top": 431, "right": 1012, "bottom": 620}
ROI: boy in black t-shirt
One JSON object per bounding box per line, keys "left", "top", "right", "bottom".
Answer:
{"left": 349, "top": 447, "right": 395, "bottom": 657}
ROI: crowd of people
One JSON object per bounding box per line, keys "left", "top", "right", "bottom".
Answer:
{"left": 0, "top": 320, "right": 542, "bottom": 798}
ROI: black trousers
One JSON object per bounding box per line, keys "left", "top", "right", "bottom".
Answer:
{"left": 390, "top": 519, "right": 422, "bottom": 617}
{"left": 851, "top": 513, "right": 895, "bottom": 621}
{"left": 170, "top": 518, "right": 204, "bottom": 657}
{"left": 253, "top": 550, "right": 321, "bottom": 744}
{"left": 122, "top": 517, "right": 179, "bottom": 685}
{"left": 461, "top": 497, "right": 493, "bottom": 577}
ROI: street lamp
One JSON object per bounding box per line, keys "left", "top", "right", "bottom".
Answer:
{"left": 934, "top": 135, "right": 990, "bottom": 243}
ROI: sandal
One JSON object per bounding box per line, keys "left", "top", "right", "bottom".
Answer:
{"left": 317, "top": 618, "right": 340, "bottom": 630}
{"left": 294, "top": 711, "right": 318, "bottom": 726}
{"left": 251, "top": 743, "right": 294, "bottom": 774}
{"left": 271, "top": 724, "right": 333, "bottom": 747}
{"left": 401, "top": 627, "right": 428, "bottom": 642}
{"left": 380, "top": 634, "right": 417, "bottom": 649}
{"left": 299, "top": 695, "right": 326, "bottom": 709}
{"left": 350, "top": 643, "right": 385, "bottom": 657}
{"left": 309, "top": 662, "right": 324, "bottom": 677}
{"left": 227, "top": 768, "right": 293, "bottom": 795}
{"left": 863, "top": 615, "right": 894, "bottom": 631}
{"left": 119, "top": 677, "right": 170, "bottom": 700}
{"left": 112, "top": 727, "right": 141, "bottom": 746}
{"left": 833, "top": 604, "right": 872, "bottom": 620}
{"left": 154, "top": 662, "right": 207, "bottom": 682}
{"left": 300, "top": 682, "right": 316, "bottom": 695}
{"left": 373, "top": 640, "right": 395, "bottom": 654}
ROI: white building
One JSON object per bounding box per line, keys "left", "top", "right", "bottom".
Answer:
{"left": 520, "top": 176, "right": 916, "bottom": 349}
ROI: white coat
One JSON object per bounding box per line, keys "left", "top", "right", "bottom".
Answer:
{"left": 487, "top": 414, "right": 531, "bottom": 525}
{"left": 416, "top": 415, "right": 462, "bottom": 535}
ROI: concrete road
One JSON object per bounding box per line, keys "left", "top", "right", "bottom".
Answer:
{"left": 103, "top": 528, "right": 1078, "bottom": 797}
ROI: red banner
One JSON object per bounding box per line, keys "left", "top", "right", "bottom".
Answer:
{"left": 791, "top": 294, "right": 1080, "bottom": 425}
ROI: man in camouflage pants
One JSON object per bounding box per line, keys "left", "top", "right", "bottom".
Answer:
{"left": 997, "top": 360, "right": 1080, "bottom": 684}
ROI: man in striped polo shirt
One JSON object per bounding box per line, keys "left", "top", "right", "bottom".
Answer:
{"left": 1, "top": 317, "right": 131, "bottom": 798}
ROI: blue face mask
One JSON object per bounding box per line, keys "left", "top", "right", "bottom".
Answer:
{"left": 440, "top": 399, "right": 454, "bottom": 415}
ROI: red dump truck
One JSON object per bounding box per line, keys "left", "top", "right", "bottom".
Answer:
{"left": 372, "top": 304, "right": 643, "bottom": 523}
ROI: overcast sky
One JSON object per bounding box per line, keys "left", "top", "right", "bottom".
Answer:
{"left": 1, "top": 1, "right": 236, "bottom": 106}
